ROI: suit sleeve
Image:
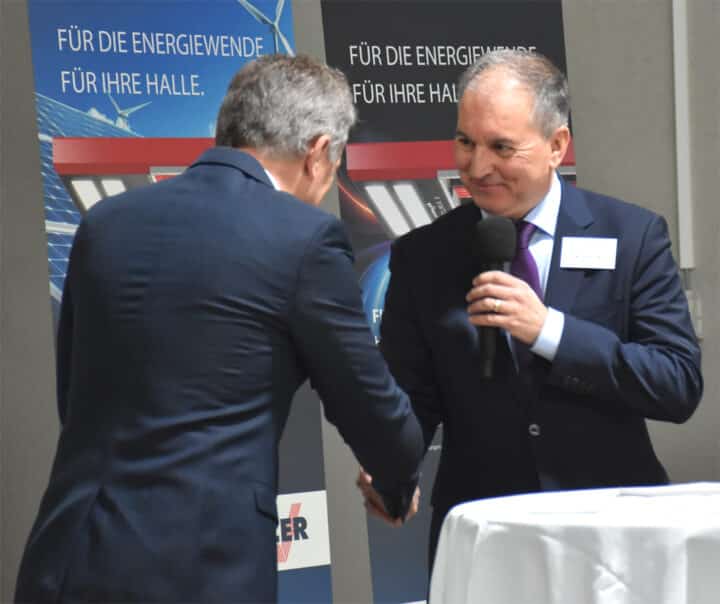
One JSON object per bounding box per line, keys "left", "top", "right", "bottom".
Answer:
{"left": 56, "top": 220, "right": 86, "bottom": 425}
{"left": 289, "top": 216, "right": 423, "bottom": 503}
{"left": 552, "top": 214, "right": 702, "bottom": 422}
{"left": 56, "top": 281, "right": 73, "bottom": 425}
{"left": 380, "top": 239, "right": 444, "bottom": 451}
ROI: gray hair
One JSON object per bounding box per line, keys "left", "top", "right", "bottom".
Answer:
{"left": 215, "top": 54, "right": 357, "bottom": 162}
{"left": 458, "top": 49, "right": 569, "bottom": 138}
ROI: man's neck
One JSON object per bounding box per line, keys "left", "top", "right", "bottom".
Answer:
{"left": 236, "top": 146, "right": 303, "bottom": 196}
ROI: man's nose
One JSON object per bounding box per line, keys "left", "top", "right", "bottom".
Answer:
{"left": 466, "top": 145, "right": 493, "bottom": 178}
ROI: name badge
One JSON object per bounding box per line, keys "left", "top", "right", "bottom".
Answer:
{"left": 560, "top": 237, "right": 617, "bottom": 270}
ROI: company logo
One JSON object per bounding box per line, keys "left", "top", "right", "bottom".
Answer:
{"left": 276, "top": 502, "right": 308, "bottom": 562}
{"left": 276, "top": 490, "right": 331, "bottom": 571}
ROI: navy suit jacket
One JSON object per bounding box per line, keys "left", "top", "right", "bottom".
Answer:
{"left": 15, "top": 148, "right": 423, "bottom": 603}
{"left": 380, "top": 180, "right": 702, "bottom": 549}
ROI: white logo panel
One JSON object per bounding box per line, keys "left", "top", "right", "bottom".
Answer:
{"left": 276, "top": 490, "right": 331, "bottom": 571}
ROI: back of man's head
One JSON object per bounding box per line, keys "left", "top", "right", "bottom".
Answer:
{"left": 215, "top": 54, "right": 356, "bottom": 162}
{"left": 458, "top": 49, "right": 569, "bottom": 139}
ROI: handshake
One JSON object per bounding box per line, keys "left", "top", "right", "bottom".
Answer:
{"left": 355, "top": 468, "right": 421, "bottom": 527}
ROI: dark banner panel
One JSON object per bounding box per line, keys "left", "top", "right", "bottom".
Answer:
{"left": 322, "top": 0, "right": 566, "bottom": 143}
{"left": 321, "top": 2, "right": 569, "bottom": 602}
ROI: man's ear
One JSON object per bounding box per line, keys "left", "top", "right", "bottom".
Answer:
{"left": 303, "top": 134, "right": 332, "bottom": 176}
{"left": 548, "top": 125, "right": 570, "bottom": 169}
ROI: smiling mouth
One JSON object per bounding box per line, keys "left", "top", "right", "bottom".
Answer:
{"left": 471, "top": 181, "right": 506, "bottom": 189}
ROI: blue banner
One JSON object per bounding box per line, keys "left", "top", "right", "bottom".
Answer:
{"left": 27, "top": 2, "right": 332, "bottom": 602}
{"left": 28, "top": 0, "right": 293, "bottom": 136}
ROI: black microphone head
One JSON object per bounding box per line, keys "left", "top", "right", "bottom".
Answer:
{"left": 473, "top": 217, "right": 516, "bottom": 266}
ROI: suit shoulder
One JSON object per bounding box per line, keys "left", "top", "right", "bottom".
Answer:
{"left": 271, "top": 189, "right": 340, "bottom": 228}
{"left": 84, "top": 169, "right": 340, "bottom": 235}
{"left": 255, "top": 189, "right": 351, "bottom": 262}
{"left": 81, "top": 174, "right": 187, "bottom": 227}
{"left": 571, "top": 185, "right": 660, "bottom": 224}
{"left": 394, "top": 203, "right": 480, "bottom": 255}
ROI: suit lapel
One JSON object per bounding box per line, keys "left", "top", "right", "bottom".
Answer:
{"left": 544, "top": 181, "right": 595, "bottom": 313}
{"left": 518, "top": 182, "right": 595, "bottom": 391}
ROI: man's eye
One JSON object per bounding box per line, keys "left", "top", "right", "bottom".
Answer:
{"left": 456, "top": 137, "right": 473, "bottom": 148}
{"left": 493, "top": 142, "right": 515, "bottom": 156}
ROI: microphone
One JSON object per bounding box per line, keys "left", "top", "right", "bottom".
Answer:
{"left": 472, "top": 217, "right": 516, "bottom": 378}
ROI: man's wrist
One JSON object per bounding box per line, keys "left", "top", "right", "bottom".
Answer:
{"left": 530, "top": 307, "right": 564, "bottom": 361}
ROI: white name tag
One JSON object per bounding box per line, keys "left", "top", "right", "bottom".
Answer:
{"left": 560, "top": 237, "right": 617, "bottom": 270}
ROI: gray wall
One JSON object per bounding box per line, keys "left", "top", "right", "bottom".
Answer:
{"left": 684, "top": 0, "right": 720, "bottom": 481}
{"left": 2, "top": 0, "right": 719, "bottom": 601}
{"left": 0, "top": 0, "right": 59, "bottom": 599}
{"left": 563, "top": 0, "right": 720, "bottom": 483}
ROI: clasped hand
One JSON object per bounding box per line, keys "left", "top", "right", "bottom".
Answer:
{"left": 466, "top": 270, "right": 547, "bottom": 345}
{"left": 355, "top": 468, "right": 420, "bottom": 527}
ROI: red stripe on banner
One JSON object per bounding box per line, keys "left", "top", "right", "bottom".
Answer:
{"left": 53, "top": 136, "right": 575, "bottom": 181}
{"left": 346, "top": 141, "right": 455, "bottom": 180}
{"left": 277, "top": 502, "right": 302, "bottom": 564}
{"left": 53, "top": 137, "right": 214, "bottom": 175}
{"left": 346, "top": 139, "right": 575, "bottom": 181}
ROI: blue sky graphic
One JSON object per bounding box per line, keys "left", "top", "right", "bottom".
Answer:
{"left": 27, "top": 0, "right": 295, "bottom": 137}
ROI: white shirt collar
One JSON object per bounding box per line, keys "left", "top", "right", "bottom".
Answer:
{"left": 523, "top": 171, "right": 561, "bottom": 237}
{"left": 263, "top": 168, "right": 280, "bottom": 191}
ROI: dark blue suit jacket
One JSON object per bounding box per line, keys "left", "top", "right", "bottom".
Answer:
{"left": 15, "top": 148, "right": 423, "bottom": 603}
{"left": 380, "top": 180, "right": 702, "bottom": 556}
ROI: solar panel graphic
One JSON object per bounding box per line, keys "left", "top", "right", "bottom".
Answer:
{"left": 35, "top": 93, "right": 138, "bottom": 300}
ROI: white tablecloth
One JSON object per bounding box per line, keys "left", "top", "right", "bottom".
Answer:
{"left": 429, "top": 483, "right": 720, "bottom": 604}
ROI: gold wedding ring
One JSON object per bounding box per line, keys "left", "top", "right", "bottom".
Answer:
{"left": 493, "top": 298, "right": 501, "bottom": 313}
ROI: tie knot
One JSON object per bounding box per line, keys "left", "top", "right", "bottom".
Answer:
{"left": 516, "top": 220, "right": 536, "bottom": 250}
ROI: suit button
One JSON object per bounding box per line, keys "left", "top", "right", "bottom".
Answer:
{"left": 528, "top": 423, "right": 541, "bottom": 436}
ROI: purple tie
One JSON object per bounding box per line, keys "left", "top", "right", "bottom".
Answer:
{"left": 510, "top": 221, "right": 542, "bottom": 369}
{"left": 510, "top": 221, "right": 542, "bottom": 300}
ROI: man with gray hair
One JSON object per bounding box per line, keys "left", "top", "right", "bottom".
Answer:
{"left": 358, "top": 49, "right": 702, "bottom": 573}
{"left": 15, "top": 54, "right": 423, "bottom": 603}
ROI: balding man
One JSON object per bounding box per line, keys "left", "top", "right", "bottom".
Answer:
{"left": 359, "top": 49, "right": 702, "bottom": 572}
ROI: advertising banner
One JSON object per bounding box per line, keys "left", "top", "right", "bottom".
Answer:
{"left": 321, "top": 1, "right": 572, "bottom": 602}
{"left": 26, "top": 1, "right": 331, "bottom": 601}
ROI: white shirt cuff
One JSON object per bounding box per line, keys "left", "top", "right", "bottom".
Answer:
{"left": 530, "top": 307, "right": 564, "bottom": 361}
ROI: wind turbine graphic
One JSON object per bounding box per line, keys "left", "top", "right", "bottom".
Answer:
{"left": 236, "top": 0, "right": 294, "bottom": 55}
{"left": 108, "top": 94, "right": 151, "bottom": 132}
